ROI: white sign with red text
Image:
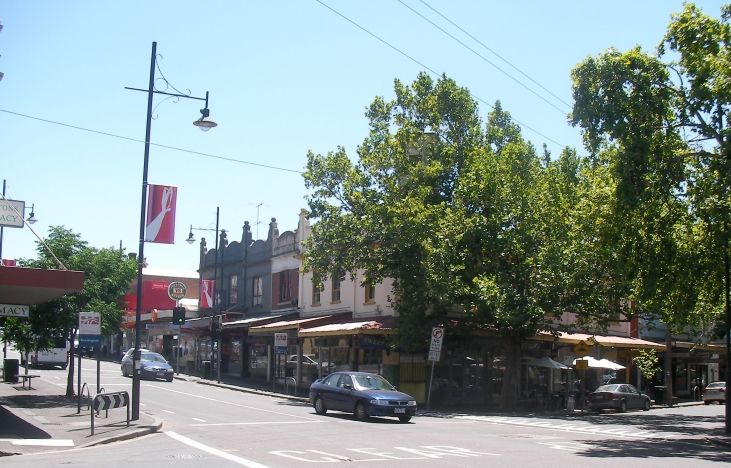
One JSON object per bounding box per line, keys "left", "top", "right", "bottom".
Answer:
{"left": 78, "top": 312, "right": 101, "bottom": 335}
{"left": 428, "top": 327, "right": 444, "bottom": 362}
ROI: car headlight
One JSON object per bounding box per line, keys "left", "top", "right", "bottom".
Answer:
{"left": 369, "top": 399, "right": 389, "bottom": 406}
{"left": 407, "top": 400, "right": 417, "bottom": 406}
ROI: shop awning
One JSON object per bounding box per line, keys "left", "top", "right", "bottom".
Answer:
{"left": 534, "top": 331, "right": 666, "bottom": 351}
{"left": 222, "top": 313, "right": 296, "bottom": 330}
{"left": 298, "top": 320, "right": 393, "bottom": 337}
{"left": 248, "top": 314, "right": 348, "bottom": 334}
{"left": 672, "top": 341, "right": 725, "bottom": 352}
{"left": 0, "top": 266, "right": 85, "bottom": 305}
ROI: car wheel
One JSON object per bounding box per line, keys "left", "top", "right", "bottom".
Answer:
{"left": 166, "top": 376, "right": 173, "bottom": 382}
{"left": 314, "top": 397, "right": 327, "bottom": 415}
{"left": 643, "top": 399, "right": 650, "bottom": 411}
{"left": 355, "top": 402, "right": 369, "bottom": 421}
{"left": 704, "top": 400, "right": 711, "bottom": 405}
{"left": 398, "top": 415, "right": 412, "bottom": 423}
{"left": 619, "top": 400, "right": 627, "bottom": 413}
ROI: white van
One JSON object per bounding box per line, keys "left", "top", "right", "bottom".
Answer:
{"left": 27, "top": 337, "right": 70, "bottom": 369}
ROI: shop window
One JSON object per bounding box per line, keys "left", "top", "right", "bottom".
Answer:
{"left": 279, "top": 271, "right": 291, "bottom": 303}
{"left": 364, "top": 281, "right": 375, "bottom": 304}
{"left": 312, "top": 281, "right": 322, "bottom": 306}
{"left": 252, "top": 276, "right": 263, "bottom": 306}
{"left": 331, "top": 271, "right": 343, "bottom": 303}
{"left": 229, "top": 275, "right": 238, "bottom": 305}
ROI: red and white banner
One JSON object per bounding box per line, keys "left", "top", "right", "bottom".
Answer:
{"left": 145, "top": 184, "right": 177, "bottom": 244}
{"left": 200, "top": 279, "right": 215, "bottom": 309}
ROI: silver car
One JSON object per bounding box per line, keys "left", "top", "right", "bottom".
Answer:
{"left": 703, "top": 381, "right": 726, "bottom": 405}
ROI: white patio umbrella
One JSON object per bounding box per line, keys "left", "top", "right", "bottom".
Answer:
{"left": 572, "top": 356, "right": 625, "bottom": 370}
{"left": 523, "top": 356, "right": 570, "bottom": 370}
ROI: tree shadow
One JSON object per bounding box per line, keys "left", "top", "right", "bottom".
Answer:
{"left": 574, "top": 437, "right": 731, "bottom": 462}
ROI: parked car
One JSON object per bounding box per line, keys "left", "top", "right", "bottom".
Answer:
{"left": 121, "top": 349, "right": 173, "bottom": 382}
{"left": 286, "top": 354, "right": 335, "bottom": 378}
{"left": 703, "top": 381, "right": 726, "bottom": 405}
{"left": 587, "top": 383, "right": 651, "bottom": 412}
{"left": 309, "top": 371, "right": 417, "bottom": 423}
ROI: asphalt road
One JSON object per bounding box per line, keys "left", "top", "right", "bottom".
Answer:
{"left": 3, "top": 358, "right": 730, "bottom": 467}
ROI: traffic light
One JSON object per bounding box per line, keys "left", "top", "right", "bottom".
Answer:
{"left": 172, "top": 306, "right": 186, "bottom": 325}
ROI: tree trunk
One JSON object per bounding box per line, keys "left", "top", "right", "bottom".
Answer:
{"left": 500, "top": 337, "right": 521, "bottom": 411}
{"left": 664, "top": 330, "right": 673, "bottom": 407}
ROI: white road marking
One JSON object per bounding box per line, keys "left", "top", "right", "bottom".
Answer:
{"left": 162, "top": 409, "right": 175, "bottom": 414}
{"left": 458, "top": 415, "right": 684, "bottom": 439}
{"left": 0, "top": 438, "right": 74, "bottom": 447}
{"left": 166, "top": 431, "right": 269, "bottom": 468}
{"left": 191, "top": 420, "right": 326, "bottom": 427}
{"left": 148, "top": 385, "right": 320, "bottom": 421}
{"left": 192, "top": 417, "right": 207, "bottom": 423}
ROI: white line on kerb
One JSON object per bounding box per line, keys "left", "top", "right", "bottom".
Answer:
{"left": 166, "top": 431, "right": 269, "bottom": 468}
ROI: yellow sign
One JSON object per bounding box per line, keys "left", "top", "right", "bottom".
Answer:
{"left": 574, "top": 340, "right": 590, "bottom": 355}
{"left": 575, "top": 359, "right": 588, "bottom": 370}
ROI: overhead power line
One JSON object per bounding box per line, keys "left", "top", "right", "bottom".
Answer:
{"left": 418, "top": 0, "right": 573, "bottom": 110}
{"left": 0, "top": 109, "right": 304, "bottom": 175}
{"left": 399, "top": 0, "right": 570, "bottom": 115}
{"left": 314, "top": 0, "right": 567, "bottom": 149}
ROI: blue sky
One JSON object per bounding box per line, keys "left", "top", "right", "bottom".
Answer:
{"left": 1, "top": 1, "right": 725, "bottom": 273}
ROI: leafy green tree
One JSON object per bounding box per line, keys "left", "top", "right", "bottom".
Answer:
{"left": 304, "top": 74, "right": 603, "bottom": 409}
{"left": 3, "top": 226, "right": 136, "bottom": 397}
{"left": 569, "top": 3, "right": 728, "bottom": 406}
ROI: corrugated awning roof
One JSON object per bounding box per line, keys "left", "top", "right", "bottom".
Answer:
{"left": 534, "top": 331, "right": 666, "bottom": 350}
{"left": 248, "top": 314, "right": 345, "bottom": 334}
{"left": 298, "top": 320, "right": 393, "bottom": 337}
{"left": 222, "top": 313, "right": 296, "bottom": 330}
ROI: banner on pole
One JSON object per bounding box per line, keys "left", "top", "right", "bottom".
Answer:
{"left": 145, "top": 184, "right": 177, "bottom": 243}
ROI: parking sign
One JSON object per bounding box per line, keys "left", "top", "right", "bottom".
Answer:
{"left": 428, "top": 327, "right": 444, "bottom": 362}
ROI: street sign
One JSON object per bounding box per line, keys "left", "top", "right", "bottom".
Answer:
{"left": 428, "top": 327, "right": 444, "bottom": 362}
{"left": 78, "top": 334, "right": 101, "bottom": 348}
{"left": 0, "top": 304, "right": 29, "bottom": 318}
{"left": 575, "top": 359, "right": 588, "bottom": 371}
{"left": 168, "top": 281, "right": 187, "bottom": 301}
{"left": 274, "top": 333, "right": 288, "bottom": 354}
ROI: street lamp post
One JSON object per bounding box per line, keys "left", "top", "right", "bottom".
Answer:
{"left": 186, "top": 207, "right": 225, "bottom": 383}
{"left": 127, "top": 41, "right": 216, "bottom": 421}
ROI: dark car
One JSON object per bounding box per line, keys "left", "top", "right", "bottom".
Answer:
{"left": 703, "top": 381, "right": 726, "bottom": 405}
{"left": 121, "top": 349, "right": 174, "bottom": 382}
{"left": 587, "top": 383, "right": 651, "bottom": 412}
{"left": 309, "top": 371, "right": 417, "bottom": 423}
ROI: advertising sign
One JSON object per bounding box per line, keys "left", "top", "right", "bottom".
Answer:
{"left": 0, "top": 304, "right": 29, "bottom": 318}
{"left": 200, "top": 279, "right": 215, "bottom": 308}
{"left": 274, "top": 333, "right": 288, "bottom": 354}
{"left": 78, "top": 312, "right": 101, "bottom": 335}
{"left": 144, "top": 184, "right": 177, "bottom": 244}
{"left": 0, "top": 199, "right": 25, "bottom": 228}
{"left": 428, "top": 327, "right": 444, "bottom": 362}
{"left": 168, "top": 281, "right": 187, "bottom": 301}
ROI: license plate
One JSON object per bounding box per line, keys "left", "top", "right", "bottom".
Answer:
{"left": 394, "top": 408, "right": 406, "bottom": 414}
{"left": 156, "top": 372, "right": 164, "bottom": 377}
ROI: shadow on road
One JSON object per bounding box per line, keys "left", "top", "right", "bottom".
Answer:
{"left": 575, "top": 437, "right": 731, "bottom": 462}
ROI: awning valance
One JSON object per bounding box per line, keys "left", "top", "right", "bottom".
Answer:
{"left": 534, "top": 331, "right": 666, "bottom": 351}
{"left": 298, "top": 320, "right": 393, "bottom": 338}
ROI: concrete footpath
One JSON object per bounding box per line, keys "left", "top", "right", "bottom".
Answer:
{"left": 0, "top": 373, "right": 161, "bottom": 457}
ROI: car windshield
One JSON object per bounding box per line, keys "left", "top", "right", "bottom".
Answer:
{"left": 141, "top": 353, "right": 167, "bottom": 363}
{"left": 706, "top": 382, "right": 724, "bottom": 389}
{"left": 595, "top": 384, "right": 621, "bottom": 392}
{"left": 353, "top": 374, "right": 395, "bottom": 391}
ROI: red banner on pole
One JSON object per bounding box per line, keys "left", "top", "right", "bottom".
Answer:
{"left": 200, "top": 279, "right": 215, "bottom": 309}
{"left": 145, "top": 184, "right": 177, "bottom": 244}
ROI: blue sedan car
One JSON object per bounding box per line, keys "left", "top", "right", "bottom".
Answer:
{"left": 309, "top": 371, "right": 417, "bottom": 422}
